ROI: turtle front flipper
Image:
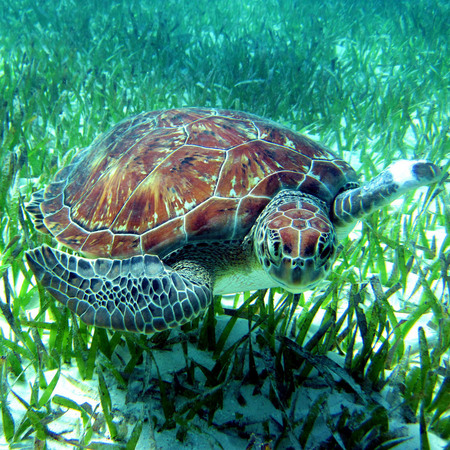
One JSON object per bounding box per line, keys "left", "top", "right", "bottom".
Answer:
{"left": 331, "top": 160, "right": 442, "bottom": 230}
{"left": 26, "top": 245, "right": 212, "bottom": 333}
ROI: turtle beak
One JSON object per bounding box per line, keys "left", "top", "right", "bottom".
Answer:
{"left": 268, "top": 257, "right": 332, "bottom": 293}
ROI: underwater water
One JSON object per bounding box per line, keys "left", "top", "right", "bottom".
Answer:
{"left": 0, "top": 0, "right": 449, "bottom": 448}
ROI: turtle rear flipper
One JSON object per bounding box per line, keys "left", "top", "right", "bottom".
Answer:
{"left": 331, "top": 160, "right": 442, "bottom": 230}
{"left": 26, "top": 245, "right": 212, "bottom": 333}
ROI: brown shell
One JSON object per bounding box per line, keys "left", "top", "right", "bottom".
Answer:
{"left": 38, "top": 108, "right": 358, "bottom": 258}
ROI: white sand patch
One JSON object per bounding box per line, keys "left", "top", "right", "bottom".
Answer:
{"left": 1, "top": 313, "right": 447, "bottom": 449}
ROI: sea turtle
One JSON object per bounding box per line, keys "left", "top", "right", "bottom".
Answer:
{"left": 25, "top": 108, "right": 442, "bottom": 333}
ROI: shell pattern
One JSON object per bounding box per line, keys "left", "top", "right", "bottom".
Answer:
{"left": 38, "top": 108, "right": 358, "bottom": 259}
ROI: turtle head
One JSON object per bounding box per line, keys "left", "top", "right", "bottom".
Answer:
{"left": 253, "top": 192, "right": 337, "bottom": 293}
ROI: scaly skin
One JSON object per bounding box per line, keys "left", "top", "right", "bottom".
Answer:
{"left": 332, "top": 160, "right": 442, "bottom": 228}
{"left": 26, "top": 245, "right": 212, "bottom": 333}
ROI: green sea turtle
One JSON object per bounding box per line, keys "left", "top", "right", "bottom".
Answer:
{"left": 25, "top": 108, "right": 442, "bottom": 333}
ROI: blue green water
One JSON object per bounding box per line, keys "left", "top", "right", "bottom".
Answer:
{"left": 1, "top": 0, "right": 448, "bottom": 145}
{"left": 0, "top": 1, "right": 449, "bottom": 448}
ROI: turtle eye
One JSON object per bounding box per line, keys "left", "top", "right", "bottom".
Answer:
{"left": 316, "top": 233, "right": 337, "bottom": 267}
{"left": 270, "top": 240, "right": 281, "bottom": 258}
{"left": 267, "top": 232, "right": 282, "bottom": 262}
{"left": 319, "top": 242, "right": 332, "bottom": 261}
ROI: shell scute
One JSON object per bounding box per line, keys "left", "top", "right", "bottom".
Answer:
{"left": 110, "top": 234, "right": 141, "bottom": 259}
{"left": 185, "top": 197, "right": 240, "bottom": 239}
{"left": 248, "top": 171, "right": 306, "bottom": 198}
{"left": 53, "top": 164, "right": 76, "bottom": 183}
{"left": 156, "top": 107, "right": 217, "bottom": 128}
{"left": 81, "top": 230, "right": 113, "bottom": 257}
{"left": 186, "top": 115, "right": 258, "bottom": 149}
{"left": 235, "top": 196, "right": 271, "bottom": 233}
{"left": 43, "top": 207, "right": 71, "bottom": 236}
{"left": 45, "top": 181, "right": 66, "bottom": 201}
{"left": 310, "top": 159, "right": 356, "bottom": 192}
{"left": 41, "top": 194, "right": 64, "bottom": 216}
{"left": 295, "top": 174, "right": 335, "bottom": 204}
{"left": 141, "top": 218, "right": 185, "bottom": 256}
{"left": 216, "top": 141, "right": 310, "bottom": 198}
{"left": 54, "top": 222, "right": 89, "bottom": 251}
{"left": 256, "top": 121, "right": 333, "bottom": 160}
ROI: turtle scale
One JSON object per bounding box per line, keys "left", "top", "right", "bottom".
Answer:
{"left": 39, "top": 107, "right": 358, "bottom": 259}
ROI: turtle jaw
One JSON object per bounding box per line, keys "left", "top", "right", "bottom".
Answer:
{"left": 253, "top": 191, "right": 338, "bottom": 293}
{"left": 266, "top": 256, "right": 334, "bottom": 293}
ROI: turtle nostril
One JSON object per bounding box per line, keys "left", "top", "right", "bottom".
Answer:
{"left": 293, "top": 259, "right": 305, "bottom": 268}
